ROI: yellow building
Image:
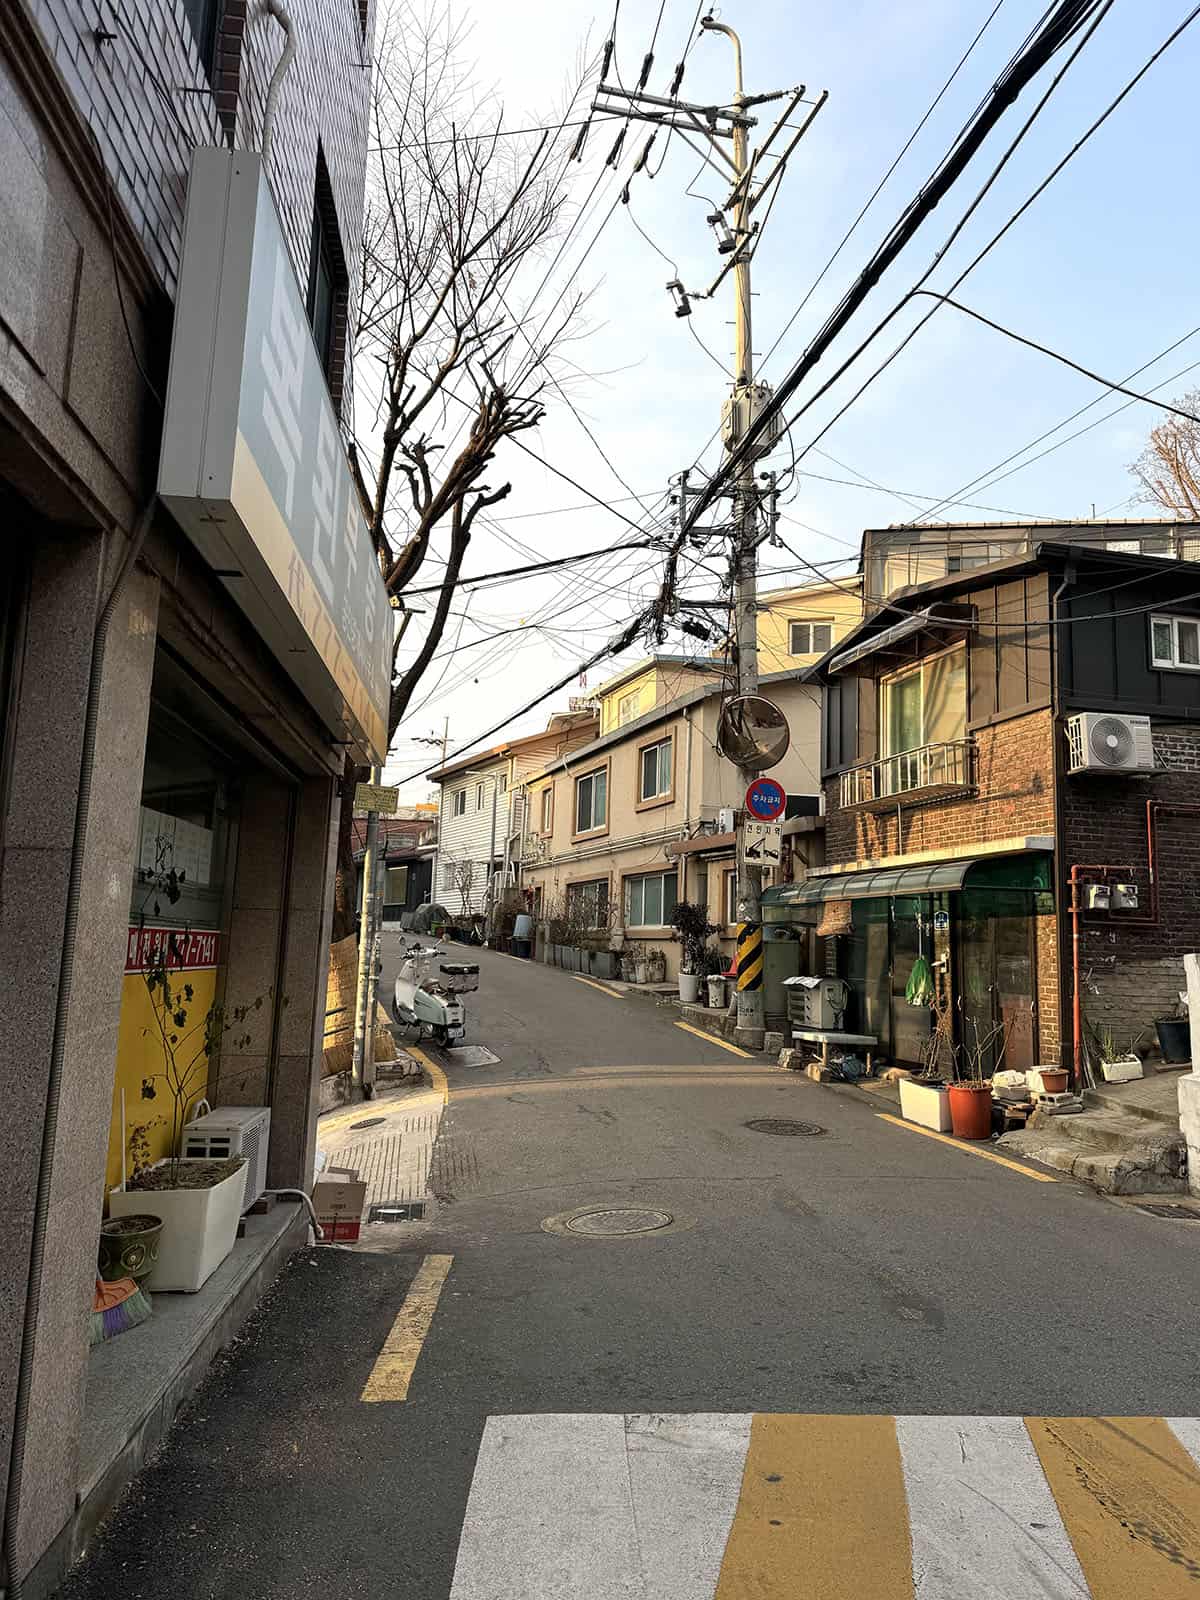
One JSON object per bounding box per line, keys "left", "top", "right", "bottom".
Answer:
{"left": 755, "top": 575, "right": 864, "bottom": 673}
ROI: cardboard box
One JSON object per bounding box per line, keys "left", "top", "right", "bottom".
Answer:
{"left": 312, "top": 1177, "right": 367, "bottom": 1242}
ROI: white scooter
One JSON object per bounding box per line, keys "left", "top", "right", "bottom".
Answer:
{"left": 391, "top": 939, "right": 479, "bottom": 1047}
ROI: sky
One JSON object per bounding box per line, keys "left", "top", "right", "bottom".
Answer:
{"left": 379, "top": 0, "right": 1200, "bottom": 798}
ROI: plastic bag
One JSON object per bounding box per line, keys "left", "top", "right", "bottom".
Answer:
{"left": 905, "top": 955, "right": 934, "bottom": 1007}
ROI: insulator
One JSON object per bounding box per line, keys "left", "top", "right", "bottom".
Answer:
{"left": 605, "top": 125, "right": 627, "bottom": 167}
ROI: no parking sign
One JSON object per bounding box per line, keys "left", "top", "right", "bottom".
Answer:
{"left": 744, "top": 778, "right": 786, "bottom": 821}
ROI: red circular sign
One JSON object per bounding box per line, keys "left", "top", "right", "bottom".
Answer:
{"left": 745, "top": 778, "right": 785, "bottom": 820}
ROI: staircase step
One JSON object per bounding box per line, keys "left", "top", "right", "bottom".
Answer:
{"left": 1036, "top": 1109, "right": 1175, "bottom": 1153}
{"left": 1082, "top": 1079, "right": 1183, "bottom": 1128}
{"left": 999, "top": 1126, "right": 1186, "bottom": 1195}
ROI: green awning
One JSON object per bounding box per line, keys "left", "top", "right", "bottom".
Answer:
{"left": 762, "top": 852, "right": 1052, "bottom": 907}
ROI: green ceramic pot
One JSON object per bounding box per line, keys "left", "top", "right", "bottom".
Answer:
{"left": 98, "top": 1214, "right": 164, "bottom": 1282}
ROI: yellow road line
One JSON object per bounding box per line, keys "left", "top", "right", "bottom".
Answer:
{"left": 1028, "top": 1416, "right": 1200, "bottom": 1597}
{"left": 409, "top": 1044, "right": 448, "bottom": 1105}
{"left": 674, "top": 1020, "right": 752, "bottom": 1058}
{"left": 715, "top": 1414, "right": 914, "bottom": 1599}
{"left": 572, "top": 974, "right": 622, "bottom": 999}
{"left": 875, "top": 1112, "right": 1056, "bottom": 1181}
{"left": 360, "top": 1253, "right": 453, "bottom": 1403}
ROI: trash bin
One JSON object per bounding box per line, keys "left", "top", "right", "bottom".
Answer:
{"left": 1155, "top": 1016, "right": 1191, "bottom": 1063}
{"left": 512, "top": 913, "right": 532, "bottom": 959}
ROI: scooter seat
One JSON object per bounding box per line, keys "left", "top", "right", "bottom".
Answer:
{"left": 440, "top": 963, "right": 479, "bottom": 977}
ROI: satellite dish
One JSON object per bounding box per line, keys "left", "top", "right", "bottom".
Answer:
{"left": 717, "top": 694, "right": 790, "bottom": 772}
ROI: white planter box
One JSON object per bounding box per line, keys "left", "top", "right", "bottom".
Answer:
{"left": 899, "top": 1077, "right": 952, "bottom": 1132}
{"left": 1100, "top": 1054, "right": 1143, "bottom": 1084}
{"left": 109, "top": 1158, "right": 246, "bottom": 1292}
{"left": 679, "top": 971, "right": 701, "bottom": 1004}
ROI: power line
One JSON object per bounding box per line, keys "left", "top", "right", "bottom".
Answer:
{"left": 401, "top": 538, "right": 654, "bottom": 597}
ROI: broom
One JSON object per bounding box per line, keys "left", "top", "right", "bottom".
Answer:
{"left": 90, "top": 1276, "right": 152, "bottom": 1346}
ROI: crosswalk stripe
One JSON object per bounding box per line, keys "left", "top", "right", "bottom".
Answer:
{"left": 895, "top": 1415, "right": 1087, "bottom": 1598}
{"left": 448, "top": 1414, "right": 1200, "bottom": 1597}
{"left": 1028, "top": 1416, "right": 1200, "bottom": 1598}
{"left": 714, "top": 1414, "right": 913, "bottom": 1599}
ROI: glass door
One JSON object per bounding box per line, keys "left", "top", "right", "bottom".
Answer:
{"left": 955, "top": 891, "right": 1036, "bottom": 1076}
{"left": 890, "top": 896, "right": 933, "bottom": 1066}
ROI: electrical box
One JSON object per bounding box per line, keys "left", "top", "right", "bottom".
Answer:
{"left": 1112, "top": 882, "right": 1140, "bottom": 910}
{"left": 721, "top": 382, "right": 784, "bottom": 458}
{"left": 718, "top": 807, "right": 736, "bottom": 834}
{"left": 1085, "top": 883, "right": 1111, "bottom": 912}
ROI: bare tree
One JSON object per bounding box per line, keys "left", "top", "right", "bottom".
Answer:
{"left": 1130, "top": 390, "right": 1200, "bottom": 519}
{"left": 331, "top": 1, "right": 593, "bottom": 938}
{"left": 443, "top": 854, "right": 475, "bottom": 918}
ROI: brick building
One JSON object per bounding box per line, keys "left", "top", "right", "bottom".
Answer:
{"left": 1, "top": 1, "right": 380, "bottom": 1591}
{"left": 796, "top": 538, "right": 1200, "bottom": 1079}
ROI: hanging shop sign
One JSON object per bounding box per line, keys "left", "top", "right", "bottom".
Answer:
{"left": 158, "top": 149, "right": 392, "bottom": 765}
{"left": 354, "top": 782, "right": 400, "bottom": 816}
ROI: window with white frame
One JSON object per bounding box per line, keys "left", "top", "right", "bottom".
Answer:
{"left": 639, "top": 737, "right": 672, "bottom": 801}
{"left": 500, "top": 773, "right": 508, "bottom": 792}
{"left": 476, "top": 782, "right": 485, "bottom": 809}
{"left": 725, "top": 870, "right": 738, "bottom": 925}
{"left": 566, "top": 878, "right": 609, "bottom": 929}
{"left": 540, "top": 786, "right": 553, "bottom": 833}
{"left": 452, "top": 790, "right": 467, "bottom": 817}
{"left": 1151, "top": 614, "right": 1200, "bottom": 671}
{"left": 575, "top": 767, "right": 607, "bottom": 833}
{"left": 625, "top": 870, "right": 678, "bottom": 928}
{"left": 789, "top": 618, "right": 834, "bottom": 656}
{"left": 881, "top": 644, "right": 967, "bottom": 755}
{"left": 618, "top": 690, "right": 641, "bottom": 725}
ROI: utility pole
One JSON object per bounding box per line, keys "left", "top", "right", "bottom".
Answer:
{"left": 707, "top": 15, "right": 765, "bottom": 1035}
{"left": 413, "top": 717, "right": 450, "bottom": 903}
{"left": 590, "top": 15, "right": 825, "bottom": 1040}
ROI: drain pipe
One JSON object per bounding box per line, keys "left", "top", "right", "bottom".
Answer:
{"left": 1, "top": 501, "right": 157, "bottom": 1600}
{"left": 261, "top": 0, "right": 297, "bottom": 167}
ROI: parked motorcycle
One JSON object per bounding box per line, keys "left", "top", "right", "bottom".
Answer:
{"left": 391, "top": 939, "right": 479, "bottom": 1047}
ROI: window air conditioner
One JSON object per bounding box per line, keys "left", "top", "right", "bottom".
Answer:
{"left": 181, "top": 1106, "right": 271, "bottom": 1210}
{"left": 1066, "top": 712, "right": 1154, "bottom": 775}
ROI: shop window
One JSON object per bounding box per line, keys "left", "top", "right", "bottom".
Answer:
{"left": 566, "top": 878, "right": 609, "bottom": 929}
{"left": 1150, "top": 613, "right": 1200, "bottom": 671}
{"left": 386, "top": 865, "right": 409, "bottom": 903}
{"left": 881, "top": 645, "right": 966, "bottom": 755}
{"left": 625, "top": 870, "right": 678, "bottom": 928}
{"left": 789, "top": 618, "right": 833, "bottom": 656}
{"left": 639, "top": 737, "right": 672, "bottom": 801}
{"left": 132, "top": 710, "right": 236, "bottom": 934}
{"left": 575, "top": 767, "right": 607, "bottom": 833}
{"left": 452, "top": 790, "right": 467, "bottom": 817}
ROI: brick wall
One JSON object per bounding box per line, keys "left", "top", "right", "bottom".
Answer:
{"left": 23, "top": 0, "right": 371, "bottom": 369}
{"left": 824, "top": 709, "right": 1057, "bottom": 864}
{"left": 1061, "top": 721, "right": 1200, "bottom": 1048}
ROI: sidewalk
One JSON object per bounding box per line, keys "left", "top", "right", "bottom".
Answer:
{"left": 315, "top": 1069, "right": 447, "bottom": 1239}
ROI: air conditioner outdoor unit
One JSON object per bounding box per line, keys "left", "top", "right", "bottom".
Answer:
{"left": 1066, "top": 712, "right": 1154, "bottom": 775}
{"left": 181, "top": 1106, "right": 271, "bottom": 1211}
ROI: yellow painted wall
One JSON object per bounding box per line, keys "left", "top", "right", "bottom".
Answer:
{"left": 599, "top": 668, "right": 656, "bottom": 734}
{"left": 105, "top": 964, "right": 219, "bottom": 1194}
{"left": 757, "top": 581, "right": 863, "bottom": 674}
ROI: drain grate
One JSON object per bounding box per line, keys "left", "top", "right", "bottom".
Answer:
{"left": 368, "top": 1201, "right": 426, "bottom": 1223}
{"left": 350, "top": 1116, "right": 387, "bottom": 1130}
{"left": 745, "top": 1117, "right": 826, "bottom": 1137}
{"left": 564, "top": 1207, "right": 673, "bottom": 1237}
{"left": 1137, "top": 1203, "right": 1200, "bottom": 1221}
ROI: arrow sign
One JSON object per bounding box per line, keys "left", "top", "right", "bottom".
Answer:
{"left": 745, "top": 778, "right": 786, "bottom": 821}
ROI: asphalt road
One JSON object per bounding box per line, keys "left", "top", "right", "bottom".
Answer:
{"left": 61, "top": 940, "right": 1200, "bottom": 1598}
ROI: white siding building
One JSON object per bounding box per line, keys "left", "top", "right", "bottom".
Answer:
{"left": 431, "top": 712, "right": 600, "bottom": 916}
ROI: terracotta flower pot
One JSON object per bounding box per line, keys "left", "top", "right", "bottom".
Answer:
{"left": 1037, "top": 1068, "right": 1069, "bottom": 1095}
{"left": 948, "top": 1082, "right": 992, "bottom": 1141}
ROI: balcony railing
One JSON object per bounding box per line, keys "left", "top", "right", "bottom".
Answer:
{"left": 839, "top": 738, "right": 976, "bottom": 810}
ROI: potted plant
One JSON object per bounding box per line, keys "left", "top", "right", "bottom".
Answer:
{"left": 1095, "top": 1024, "right": 1144, "bottom": 1083}
{"left": 699, "top": 946, "right": 729, "bottom": 1008}
{"left": 669, "top": 902, "right": 717, "bottom": 1003}
{"left": 108, "top": 956, "right": 267, "bottom": 1292}
{"left": 947, "top": 1020, "right": 1003, "bottom": 1140}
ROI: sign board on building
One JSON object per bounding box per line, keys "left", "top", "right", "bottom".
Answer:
{"left": 569, "top": 696, "right": 600, "bottom": 712}
{"left": 158, "top": 149, "right": 392, "bottom": 765}
{"left": 738, "top": 820, "right": 783, "bottom": 870}
{"left": 126, "top": 926, "right": 220, "bottom": 973}
{"left": 745, "top": 778, "right": 786, "bottom": 820}
{"left": 354, "top": 783, "right": 399, "bottom": 816}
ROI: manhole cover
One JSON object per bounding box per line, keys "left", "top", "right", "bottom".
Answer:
{"left": 1137, "top": 1203, "right": 1200, "bottom": 1221}
{"left": 564, "top": 1207, "right": 674, "bottom": 1237}
{"left": 745, "top": 1117, "right": 826, "bottom": 1137}
{"left": 445, "top": 1044, "right": 500, "bottom": 1066}
{"left": 350, "top": 1116, "right": 387, "bottom": 1130}
{"left": 368, "top": 1201, "right": 426, "bottom": 1223}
